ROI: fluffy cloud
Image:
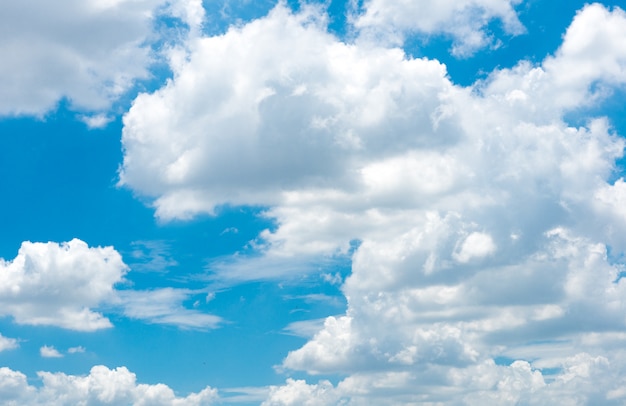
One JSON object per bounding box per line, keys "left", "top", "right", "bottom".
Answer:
{"left": 119, "top": 2, "right": 626, "bottom": 404}
{"left": 40, "top": 345, "right": 64, "bottom": 358}
{"left": 0, "top": 333, "right": 18, "bottom": 352}
{"left": 0, "top": 239, "right": 220, "bottom": 331}
{"left": 120, "top": 3, "right": 456, "bottom": 220}
{"left": 0, "top": 0, "right": 203, "bottom": 117}
{"left": 267, "top": 354, "right": 626, "bottom": 405}
{"left": 0, "top": 365, "right": 217, "bottom": 405}
{"left": 0, "top": 239, "right": 127, "bottom": 331}
{"left": 354, "top": 0, "right": 525, "bottom": 56}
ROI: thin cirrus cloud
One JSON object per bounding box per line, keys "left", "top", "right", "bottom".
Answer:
{"left": 119, "top": 2, "right": 626, "bottom": 404}
{"left": 354, "top": 0, "right": 526, "bottom": 57}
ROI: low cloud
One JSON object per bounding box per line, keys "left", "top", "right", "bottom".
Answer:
{"left": 0, "top": 239, "right": 221, "bottom": 331}
{"left": 0, "top": 365, "right": 218, "bottom": 405}
{"left": 40, "top": 345, "right": 63, "bottom": 358}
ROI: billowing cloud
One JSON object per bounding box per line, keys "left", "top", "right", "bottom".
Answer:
{"left": 0, "top": 239, "right": 127, "bottom": 331}
{"left": 354, "top": 0, "right": 525, "bottom": 56}
{"left": 119, "top": 2, "right": 626, "bottom": 404}
{"left": 0, "top": 365, "right": 218, "bottom": 405}
{"left": 0, "top": 0, "right": 204, "bottom": 117}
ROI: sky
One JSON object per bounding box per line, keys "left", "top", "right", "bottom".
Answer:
{"left": 1, "top": 0, "right": 626, "bottom": 404}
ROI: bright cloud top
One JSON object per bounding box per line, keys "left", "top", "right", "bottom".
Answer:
{"left": 0, "top": 0, "right": 204, "bottom": 117}
{"left": 0, "top": 365, "right": 217, "bottom": 406}
{"left": 119, "top": 2, "right": 626, "bottom": 403}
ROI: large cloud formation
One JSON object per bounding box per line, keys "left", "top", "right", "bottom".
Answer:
{"left": 120, "top": 2, "right": 626, "bottom": 404}
{"left": 0, "top": 0, "right": 203, "bottom": 117}
{"left": 0, "top": 365, "right": 217, "bottom": 405}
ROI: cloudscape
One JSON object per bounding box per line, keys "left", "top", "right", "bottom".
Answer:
{"left": 2, "top": 0, "right": 626, "bottom": 404}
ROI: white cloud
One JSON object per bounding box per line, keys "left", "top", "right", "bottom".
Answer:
{"left": 40, "top": 345, "right": 63, "bottom": 358}
{"left": 79, "top": 113, "right": 113, "bottom": 129}
{"left": 115, "top": 288, "right": 222, "bottom": 329}
{"left": 0, "top": 239, "right": 127, "bottom": 331}
{"left": 0, "top": 333, "right": 18, "bottom": 352}
{"left": 0, "top": 365, "right": 218, "bottom": 405}
{"left": 263, "top": 378, "right": 339, "bottom": 406}
{"left": 68, "top": 346, "right": 86, "bottom": 354}
{"left": 0, "top": 239, "right": 221, "bottom": 331}
{"left": 118, "top": 2, "right": 626, "bottom": 404}
{"left": 353, "top": 0, "right": 525, "bottom": 56}
{"left": 0, "top": 0, "right": 203, "bottom": 117}
{"left": 282, "top": 318, "right": 328, "bottom": 338}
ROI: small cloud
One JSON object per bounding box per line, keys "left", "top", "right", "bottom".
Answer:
{"left": 220, "top": 227, "right": 239, "bottom": 235}
{"left": 67, "top": 346, "right": 86, "bottom": 354}
{"left": 321, "top": 272, "right": 342, "bottom": 285}
{"left": 116, "top": 288, "right": 222, "bottom": 330}
{"left": 40, "top": 345, "right": 63, "bottom": 358}
{"left": 0, "top": 334, "right": 19, "bottom": 352}
{"left": 205, "top": 292, "right": 216, "bottom": 303}
{"left": 79, "top": 113, "right": 113, "bottom": 129}
{"left": 127, "top": 240, "right": 178, "bottom": 273}
{"left": 283, "top": 318, "right": 327, "bottom": 338}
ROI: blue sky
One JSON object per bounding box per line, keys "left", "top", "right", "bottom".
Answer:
{"left": 1, "top": 0, "right": 626, "bottom": 404}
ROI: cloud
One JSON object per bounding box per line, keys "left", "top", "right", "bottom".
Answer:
{"left": 115, "top": 288, "right": 222, "bottom": 329}
{"left": 452, "top": 231, "right": 496, "bottom": 263}
{"left": 119, "top": 2, "right": 626, "bottom": 403}
{"left": 0, "top": 239, "right": 127, "bottom": 331}
{"left": 127, "top": 240, "right": 178, "bottom": 273}
{"left": 353, "top": 0, "right": 525, "bottom": 56}
{"left": 79, "top": 113, "right": 113, "bottom": 129}
{"left": 0, "top": 365, "right": 218, "bottom": 405}
{"left": 282, "top": 318, "right": 327, "bottom": 338}
{"left": 40, "top": 345, "right": 63, "bottom": 358}
{"left": 0, "top": 239, "right": 221, "bottom": 331}
{"left": 0, "top": 333, "right": 18, "bottom": 352}
{"left": 68, "top": 346, "right": 86, "bottom": 354}
{"left": 0, "top": 0, "right": 204, "bottom": 117}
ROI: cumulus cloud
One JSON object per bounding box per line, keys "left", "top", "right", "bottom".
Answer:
{"left": 0, "top": 333, "right": 18, "bottom": 352}
{"left": 0, "top": 239, "right": 220, "bottom": 331}
{"left": 0, "top": 239, "right": 127, "bottom": 331}
{"left": 40, "top": 345, "right": 63, "bottom": 358}
{"left": 0, "top": 0, "right": 204, "bottom": 117}
{"left": 0, "top": 365, "right": 218, "bottom": 405}
{"left": 354, "top": 0, "right": 525, "bottom": 56}
{"left": 118, "top": 2, "right": 626, "bottom": 403}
